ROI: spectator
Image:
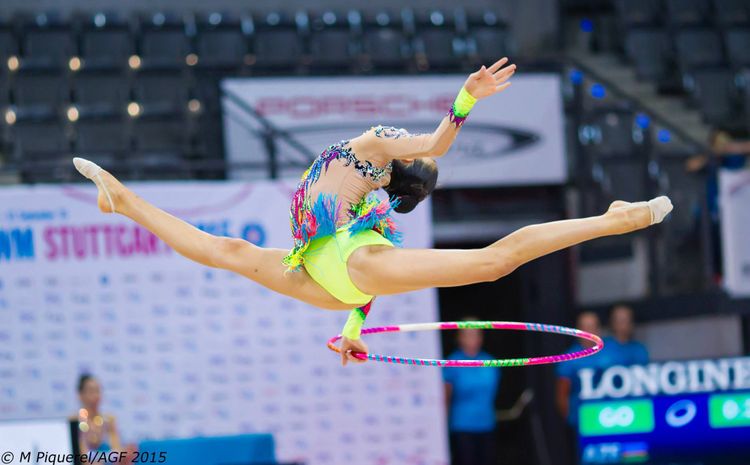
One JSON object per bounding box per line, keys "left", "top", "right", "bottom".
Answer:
{"left": 443, "top": 319, "right": 500, "bottom": 465}
{"left": 685, "top": 129, "right": 750, "bottom": 178}
{"left": 72, "top": 374, "right": 135, "bottom": 460}
{"left": 599, "top": 304, "right": 649, "bottom": 367}
{"left": 685, "top": 129, "right": 750, "bottom": 278}
{"left": 555, "top": 311, "right": 607, "bottom": 465}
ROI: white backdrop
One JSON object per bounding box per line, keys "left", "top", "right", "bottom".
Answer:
{"left": 719, "top": 170, "right": 750, "bottom": 297}
{"left": 720, "top": 168, "right": 750, "bottom": 297}
{"left": 0, "top": 181, "right": 448, "bottom": 465}
{"left": 222, "top": 74, "right": 566, "bottom": 187}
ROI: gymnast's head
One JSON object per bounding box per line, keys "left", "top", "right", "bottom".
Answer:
{"left": 384, "top": 158, "right": 438, "bottom": 214}
{"left": 77, "top": 373, "right": 101, "bottom": 410}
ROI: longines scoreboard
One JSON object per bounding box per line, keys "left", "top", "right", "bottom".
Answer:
{"left": 577, "top": 357, "right": 750, "bottom": 464}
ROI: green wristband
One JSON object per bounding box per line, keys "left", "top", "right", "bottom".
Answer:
{"left": 341, "top": 301, "right": 373, "bottom": 340}
{"left": 452, "top": 87, "right": 477, "bottom": 118}
{"left": 342, "top": 308, "right": 367, "bottom": 340}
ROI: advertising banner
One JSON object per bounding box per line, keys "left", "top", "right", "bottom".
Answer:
{"left": 222, "top": 74, "right": 566, "bottom": 187}
{"left": 0, "top": 181, "right": 447, "bottom": 465}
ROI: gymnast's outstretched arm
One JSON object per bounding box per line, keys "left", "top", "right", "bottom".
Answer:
{"left": 349, "top": 57, "right": 516, "bottom": 161}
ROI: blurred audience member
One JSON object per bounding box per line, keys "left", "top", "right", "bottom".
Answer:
{"left": 556, "top": 311, "right": 607, "bottom": 465}
{"left": 443, "top": 319, "right": 500, "bottom": 465}
{"left": 555, "top": 311, "right": 603, "bottom": 425}
{"left": 600, "top": 304, "right": 649, "bottom": 367}
{"left": 685, "top": 129, "right": 750, "bottom": 278}
{"left": 685, "top": 129, "right": 749, "bottom": 176}
{"left": 73, "top": 374, "right": 136, "bottom": 460}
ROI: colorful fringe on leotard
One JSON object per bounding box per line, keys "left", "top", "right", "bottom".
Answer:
{"left": 283, "top": 142, "right": 402, "bottom": 272}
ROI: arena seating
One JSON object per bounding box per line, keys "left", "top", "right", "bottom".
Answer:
{"left": 612, "top": 0, "right": 750, "bottom": 128}
{"left": 0, "top": 9, "right": 509, "bottom": 182}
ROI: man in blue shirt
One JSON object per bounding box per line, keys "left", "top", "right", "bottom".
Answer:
{"left": 555, "top": 312, "right": 607, "bottom": 427}
{"left": 599, "top": 304, "right": 649, "bottom": 367}
{"left": 443, "top": 320, "right": 500, "bottom": 465}
{"left": 556, "top": 306, "right": 650, "bottom": 465}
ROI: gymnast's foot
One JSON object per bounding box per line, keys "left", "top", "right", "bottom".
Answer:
{"left": 72, "top": 157, "right": 127, "bottom": 214}
{"left": 606, "top": 196, "right": 673, "bottom": 230}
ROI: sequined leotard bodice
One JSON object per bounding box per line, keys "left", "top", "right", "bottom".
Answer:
{"left": 283, "top": 128, "right": 403, "bottom": 271}
{"left": 307, "top": 140, "right": 392, "bottom": 227}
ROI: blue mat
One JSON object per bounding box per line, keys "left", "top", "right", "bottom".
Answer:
{"left": 138, "top": 433, "right": 276, "bottom": 465}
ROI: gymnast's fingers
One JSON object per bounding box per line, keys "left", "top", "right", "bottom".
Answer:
{"left": 494, "top": 82, "right": 512, "bottom": 94}
{"left": 495, "top": 64, "right": 516, "bottom": 82}
{"left": 487, "top": 57, "right": 509, "bottom": 73}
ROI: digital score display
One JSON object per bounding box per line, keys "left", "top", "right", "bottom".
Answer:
{"left": 577, "top": 357, "right": 750, "bottom": 465}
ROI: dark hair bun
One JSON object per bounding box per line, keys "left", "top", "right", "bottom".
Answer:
{"left": 385, "top": 159, "right": 438, "bottom": 214}
{"left": 393, "top": 194, "right": 420, "bottom": 213}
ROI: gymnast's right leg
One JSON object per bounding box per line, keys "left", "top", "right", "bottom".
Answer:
{"left": 72, "top": 158, "right": 351, "bottom": 310}
{"left": 348, "top": 198, "right": 673, "bottom": 296}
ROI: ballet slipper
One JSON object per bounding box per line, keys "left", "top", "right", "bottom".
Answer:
{"left": 72, "top": 157, "right": 116, "bottom": 213}
{"left": 643, "top": 196, "right": 673, "bottom": 225}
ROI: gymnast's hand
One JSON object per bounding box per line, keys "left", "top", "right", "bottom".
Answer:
{"left": 463, "top": 57, "right": 516, "bottom": 100}
{"left": 340, "top": 336, "right": 369, "bottom": 366}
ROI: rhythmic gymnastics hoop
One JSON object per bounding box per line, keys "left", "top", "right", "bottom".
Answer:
{"left": 327, "top": 321, "right": 603, "bottom": 367}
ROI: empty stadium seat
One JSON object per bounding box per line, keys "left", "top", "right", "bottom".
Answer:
{"left": 18, "top": 14, "right": 74, "bottom": 71}
{"left": 12, "top": 73, "right": 67, "bottom": 119}
{"left": 131, "top": 152, "right": 190, "bottom": 179}
{"left": 413, "top": 10, "right": 462, "bottom": 71}
{"left": 72, "top": 73, "right": 129, "bottom": 117}
{"left": 724, "top": 28, "right": 750, "bottom": 69}
{"left": 11, "top": 118, "right": 69, "bottom": 164}
{"left": 0, "top": 26, "right": 18, "bottom": 64}
{"left": 308, "top": 11, "right": 356, "bottom": 71}
{"left": 74, "top": 117, "right": 130, "bottom": 157}
{"left": 137, "top": 13, "right": 190, "bottom": 70}
{"left": 686, "top": 67, "right": 738, "bottom": 126}
{"left": 189, "top": 112, "right": 225, "bottom": 178}
{"left": 713, "top": 0, "right": 750, "bottom": 25}
{"left": 579, "top": 107, "right": 639, "bottom": 158}
{"left": 78, "top": 13, "right": 134, "bottom": 71}
{"left": 0, "top": 77, "right": 8, "bottom": 108}
{"left": 674, "top": 28, "right": 725, "bottom": 70}
{"left": 624, "top": 28, "right": 675, "bottom": 83}
{"left": 251, "top": 12, "right": 304, "bottom": 72}
{"left": 193, "top": 75, "right": 222, "bottom": 114}
{"left": 361, "top": 12, "right": 410, "bottom": 71}
{"left": 195, "top": 12, "right": 248, "bottom": 71}
{"left": 133, "top": 72, "right": 187, "bottom": 115}
{"left": 598, "top": 160, "right": 649, "bottom": 203}
{"left": 133, "top": 117, "right": 186, "bottom": 155}
{"left": 665, "top": 0, "right": 712, "bottom": 26}
{"left": 613, "top": 0, "right": 662, "bottom": 26}
{"left": 465, "top": 11, "right": 510, "bottom": 66}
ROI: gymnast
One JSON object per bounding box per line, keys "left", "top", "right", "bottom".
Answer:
{"left": 73, "top": 57, "right": 672, "bottom": 365}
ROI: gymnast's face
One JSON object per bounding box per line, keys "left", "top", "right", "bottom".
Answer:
{"left": 457, "top": 328, "right": 483, "bottom": 357}
{"left": 79, "top": 378, "right": 102, "bottom": 411}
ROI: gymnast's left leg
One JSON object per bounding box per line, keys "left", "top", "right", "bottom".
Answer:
{"left": 348, "top": 198, "right": 672, "bottom": 296}
{"left": 72, "top": 158, "right": 351, "bottom": 310}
